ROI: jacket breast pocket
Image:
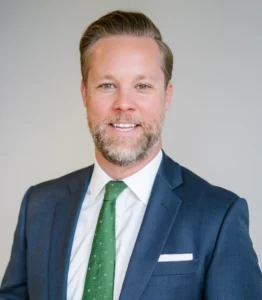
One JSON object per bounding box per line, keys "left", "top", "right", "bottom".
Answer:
{"left": 152, "top": 259, "right": 199, "bottom": 276}
{"left": 142, "top": 260, "right": 199, "bottom": 300}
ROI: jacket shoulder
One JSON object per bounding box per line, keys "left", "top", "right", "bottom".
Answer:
{"left": 26, "top": 165, "right": 94, "bottom": 206}
{"left": 32, "top": 165, "right": 93, "bottom": 190}
{"left": 176, "top": 163, "right": 243, "bottom": 219}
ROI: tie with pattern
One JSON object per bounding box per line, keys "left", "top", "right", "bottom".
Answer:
{"left": 82, "top": 180, "right": 127, "bottom": 300}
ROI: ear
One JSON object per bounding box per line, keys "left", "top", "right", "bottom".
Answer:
{"left": 81, "top": 79, "right": 88, "bottom": 108}
{"left": 164, "top": 81, "right": 173, "bottom": 111}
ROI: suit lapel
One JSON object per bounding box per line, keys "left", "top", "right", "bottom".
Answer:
{"left": 48, "top": 166, "right": 93, "bottom": 300}
{"left": 119, "top": 153, "right": 183, "bottom": 300}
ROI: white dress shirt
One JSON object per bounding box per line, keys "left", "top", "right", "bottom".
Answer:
{"left": 67, "top": 150, "right": 163, "bottom": 300}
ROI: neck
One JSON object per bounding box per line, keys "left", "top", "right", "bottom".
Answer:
{"left": 95, "top": 142, "right": 162, "bottom": 180}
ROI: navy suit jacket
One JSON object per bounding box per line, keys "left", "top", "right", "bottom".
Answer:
{"left": 1, "top": 153, "right": 262, "bottom": 299}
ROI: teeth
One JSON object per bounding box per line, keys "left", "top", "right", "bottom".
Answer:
{"left": 112, "top": 123, "right": 136, "bottom": 128}
{"left": 112, "top": 123, "right": 137, "bottom": 132}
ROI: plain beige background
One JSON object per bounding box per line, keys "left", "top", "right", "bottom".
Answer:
{"left": 0, "top": 0, "right": 261, "bottom": 279}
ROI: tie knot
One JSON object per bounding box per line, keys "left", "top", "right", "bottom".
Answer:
{"left": 104, "top": 180, "right": 127, "bottom": 202}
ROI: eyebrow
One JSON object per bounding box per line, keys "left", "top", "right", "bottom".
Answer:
{"left": 98, "top": 74, "right": 153, "bottom": 81}
{"left": 135, "top": 75, "right": 153, "bottom": 80}
{"left": 100, "top": 74, "right": 115, "bottom": 80}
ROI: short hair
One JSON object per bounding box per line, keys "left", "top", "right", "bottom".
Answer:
{"left": 79, "top": 10, "right": 173, "bottom": 87}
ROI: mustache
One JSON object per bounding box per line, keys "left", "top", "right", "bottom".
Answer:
{"left": 102, "top": 114, "right": 143, "bottom": 125}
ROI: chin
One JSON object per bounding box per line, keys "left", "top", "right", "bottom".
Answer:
{"left": 100, "top": 140, "right": 160, "bottom": 167}
{"left": 101, "top": 146, "right": 141, "bottom": 167}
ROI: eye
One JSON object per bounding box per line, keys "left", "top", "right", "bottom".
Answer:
{"left": 136, "top": 84, "right": 150, "bottom": 89}
{"left": 99, "top": 83, "right": 115, "bottom": 89}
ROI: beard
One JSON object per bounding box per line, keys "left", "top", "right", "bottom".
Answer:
{"left": 88, "top": 113, "right": 165, "bottom": 167}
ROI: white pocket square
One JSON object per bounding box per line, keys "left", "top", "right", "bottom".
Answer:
{"left": 158, "top": 253, "right": 193, "bottom": 262}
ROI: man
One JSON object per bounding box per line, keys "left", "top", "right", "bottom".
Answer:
{"left": 0, "top": 10, "right": 261, "bottom": 300}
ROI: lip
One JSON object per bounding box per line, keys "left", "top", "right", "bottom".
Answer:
{"left": 107, "top": 124, "right": 141, "bottom": 136}
{"left": 112, "top": 123, "right": 137, "bottom": 129}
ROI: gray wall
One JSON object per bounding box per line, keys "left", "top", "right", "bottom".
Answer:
{"left": 0, "top": 0, "right": 261, "bottom": 279}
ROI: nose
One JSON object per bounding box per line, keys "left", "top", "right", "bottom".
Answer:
{"left": 112, "top": 89, "right": 136, "bottom": 112}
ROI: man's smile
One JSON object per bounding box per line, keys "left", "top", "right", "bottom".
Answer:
{"left": 111, "top": 123, "right": 139, "bottom": 132}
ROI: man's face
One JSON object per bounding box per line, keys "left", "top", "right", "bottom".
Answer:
{"left": 81, "top": 35, "right": 172, "bottom": 166}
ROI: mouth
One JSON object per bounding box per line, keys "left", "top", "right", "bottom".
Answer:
{"left": 110, "top": 123, "right": 139, "bottom": 132}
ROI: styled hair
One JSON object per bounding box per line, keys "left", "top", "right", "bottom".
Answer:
{"left": 79, "top": 10, "right": 173, "bottom": 87}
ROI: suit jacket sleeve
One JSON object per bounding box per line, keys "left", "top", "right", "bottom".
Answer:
{"left": 204, "top": 197, "right": 262, "bottom": 299}
{"left": 0, "top": 188, "right": 31, "bottom": 300}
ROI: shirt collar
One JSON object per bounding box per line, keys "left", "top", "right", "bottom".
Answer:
{"left": 88, "top": 159, "right": 112, "bottom": 203}
{"left": 123, "top": 150, "right": 162, "bottom": 205}
{"left": 89, "top": 150, "right": 163, "bottom": 205}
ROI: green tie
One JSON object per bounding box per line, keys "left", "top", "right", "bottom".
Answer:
{"left": 82, "top": 180, "right": 127, "bottom": 300}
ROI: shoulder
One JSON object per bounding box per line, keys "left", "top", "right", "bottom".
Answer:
{"left": 32, "top": 165, "right": 93, "bottom": 190}
{"left": 163, "top": 153, "right": 243, "bottom": 214}
{"left": 180, "top": 164, "right": 239, "bottom": 203}
{"left": 25, "top": 165, "right": 94, "bottom": 204}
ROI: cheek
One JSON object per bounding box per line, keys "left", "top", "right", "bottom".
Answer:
{"left": 86, "top": 97, "right": 112, "bottom": 120}
{"left": 139, "top": 97, "right": 165, "bottom": 120}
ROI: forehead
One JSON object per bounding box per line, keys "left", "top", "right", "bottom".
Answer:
{"left": 88, "top": 36, "right": 163, "bottom": 78}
